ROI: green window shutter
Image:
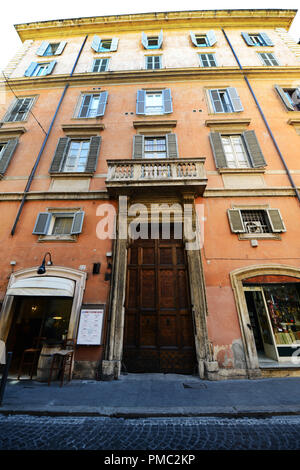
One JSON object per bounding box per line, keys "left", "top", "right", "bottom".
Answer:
{"left": 163, "top": 89, "right": 173, "bottom": 114}
{"left": 36, "top": 41, "right": 49, "bottom": 56}
{"left": 71, "top": 211, "right": 85, "bottom": 235}
{"left": 91, "top": 35, "right": 101, "bottom": 52}
{"left": 49, "top": 137, "right": 70, "bottom": 173}
{"left": 166, "top": 133, "right": 178, "bottom": 158}
{"left": 274, "top": 85, "right": 295, "bottom": 111}
{"left": 32, "top": 212, "right": 52, "bottom": 235}
{"left": 206, "top": 30, "right": 217, "bottom": 46}
{"left": 209, "top": 132, "right": 227, "bottom": 168}
{"left": 110, "top": 37, "right": 119, "bottom": 52}
{"left": 241, "top": 32, "right": 254, "bottom": 46}
{"left": 243, "top": 130, "right": 266, "bottom": 167}
{"left": 227, "top": 209, "right": 245, "bottom": 233}
{"left": 45, "top": 60, "right": 56, "bottom": 75}
{"left": 227, "top": 87, "right": 243, "bottom": 112}
{"left": 55, "top": 41, "right": 67, "bottom": 55}
{"left": 96, "top": 91, "right": 108, "bottom": 117}
{"left": 260, "top": 33, "right": 273, "bottom": 46}
{"left": 267, "top": 209, "right": 286, "bottom": 233}
{"left": 24, "top": 62, "right": 38, "bottom": 77}
{"left": 136, "top": 90, "right": 146, "bottom": 114}
{"left": 133, "top": 135, "right": 144, "bottom": 159}
{"left": 85, "top": 136, "right": 101, "bottom": 172}
{"left": 157, "top": 30, "right": 163, "bottom": 49}
{"left": 190, "top": 31, "right": 198, "bottom": 47}
{"left": 141, "top": 32, "right": 148, "bottom": 49}
{"left": 0, "top": 138, "right": 19, "bottom": 175}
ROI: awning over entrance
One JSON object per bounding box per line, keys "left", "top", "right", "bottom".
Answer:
{"left": 7, "top": 276, "right": 75, "bottom": 297}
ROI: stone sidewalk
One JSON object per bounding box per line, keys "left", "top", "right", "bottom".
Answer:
{"left": 1, "top": 373, "right": 300, "bottom": 417}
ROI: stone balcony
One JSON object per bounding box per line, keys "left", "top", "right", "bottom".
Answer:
{"left": 105, "top": 157, "right": 207, "bottom": 196}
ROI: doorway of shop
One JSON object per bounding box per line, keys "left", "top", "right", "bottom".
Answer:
{"left": 244, "top": 288, "right": 278, "bottom": 362}
{"left": 6, "top": 296, "right": 73, "bottom": 375}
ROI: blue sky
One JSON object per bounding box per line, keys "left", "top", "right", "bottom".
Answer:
{"left": 0, "top": 0, "right": 299, "bottom": 71}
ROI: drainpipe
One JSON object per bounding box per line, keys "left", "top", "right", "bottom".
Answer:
{"left": 10, "top": 35, "right": 88, "bottom": 236}
{"left": 221, "top": 28, "right": 300, "bottom": 204}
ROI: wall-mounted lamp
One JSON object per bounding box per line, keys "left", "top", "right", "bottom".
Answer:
{"left": 37, "top": 252, "right": 53, "bottom": 275}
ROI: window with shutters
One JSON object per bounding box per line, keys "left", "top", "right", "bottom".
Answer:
{"left": 77, "top": 92, "right": 108, "bottom": 118}
{"left": 4, "top": 97, "right": 34, "bottom": 122}
{"left": 133, "top": 133, "right": 178, "bottom": 159}
{"left": 209, "top": 88, "right": 243, "bottom": 113}
{"left": 145, "top": 55, "right": 162, "bottom": 70}
{"left": 227, "top": 207, "right": 286, "bottom": 239}
{"left": 275, "top": 85, "right": 300, "bottom": 111}
{"left": 258, "top": 52, "right": 279, "bottom": 66}
{"left": 242, "top": 32, "right": 274, "bottom": 47}
{"left": 249, "top": 35, "right": 268, "bottom": 46}
{"left": 142, "top": 31, "right": 163, "bottom": 50}
{"left": 37, "top": 41, "right": 66, "bottom": 56}
{"left": 144, "top": 137, "right": 167, "bottom": 158}
{"left": 195, "top": 35, "right": 209, "bottom": 47}
{"left": 145, "top": 92, "right": 164, "bottom": 115}
{"left": 49, "top": 136, "right": 101, "bottom": 174}
{"left": 210, "top": 131, "right": 266, "bottom": 170}
{"left": 136, "top": 89, "right": 172, "bottom": 115}
{"left": 190, "top": 31, "right": 217, "bottom": 48}
{"left": 198, "top": 53, "right": 217, "bottom": 67}
{"left": 32, "top": 210, "right": 85, "bottom": 240}
{"left": 91, "top": 36, "right": 119, "bottom": 53}
{"left": 44, "top": 43, "right": 60, "bottom": 56}
{"left": 25, "top": 61, "right": 56, "bottom": 77}
{"left": 63, "top": 140, "right": 90, "bottom": 172}
{"left": 99, "top": 39, "right": 112, "bottom": 51}
{"left": 92, "top": 58, "right": 109, "bottom": 72}
{"left": 221, "top": 135, "right": 251, "bottom": 168}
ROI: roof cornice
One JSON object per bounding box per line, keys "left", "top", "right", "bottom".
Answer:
{"left": 14, "top": 9, "right": 297, "bottom": 41}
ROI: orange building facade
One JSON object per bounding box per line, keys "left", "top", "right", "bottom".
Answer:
{"left": 0, "top": 9, "right": 300, "bottom": 381}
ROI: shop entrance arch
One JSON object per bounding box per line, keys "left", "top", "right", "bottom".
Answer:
{"left": 231, "top": 264, "right": 300, "bottom": 374}
{"left": 0, "top": 266, "right": 86, "bottom": 374}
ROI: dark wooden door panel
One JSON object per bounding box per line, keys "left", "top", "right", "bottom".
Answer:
{"left": 124, "top": 234, "right": 196, "bottom": 374}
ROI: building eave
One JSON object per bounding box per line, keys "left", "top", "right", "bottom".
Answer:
{"left": 14, "top": 9, "right": 297, "bottom": 41}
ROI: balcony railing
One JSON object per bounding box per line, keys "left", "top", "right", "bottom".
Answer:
{"left": 106, "top": 158, "right": 207, "bottom": 195}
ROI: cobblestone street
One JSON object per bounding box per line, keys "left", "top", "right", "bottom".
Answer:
{"left": 1, "top": 414, "right": 300, "bottom": 451}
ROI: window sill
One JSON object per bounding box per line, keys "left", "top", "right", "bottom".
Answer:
{"left": 50, "top": 172, "right": 94, "bottom": 177}
{"left": 38, "top": 234, "right": 77, "bottom": 242}
{"left": 238, "top": 233, "right": 281, "bottom": 240}
{"left": 219, "top": 168, "right": 265, "bottom": 174}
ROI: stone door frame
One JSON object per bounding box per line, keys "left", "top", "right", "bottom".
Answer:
{"left": 102, "top": 194, "right": 215, "bottom": 380}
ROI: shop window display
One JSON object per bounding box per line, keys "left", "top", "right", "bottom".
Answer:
{"left": 263, "top": 284, "right": 300, "bottom": 346}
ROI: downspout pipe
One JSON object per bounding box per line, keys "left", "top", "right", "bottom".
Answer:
{"left": 221, "top": 28, "right": 300, "bottom": 204}
{"left": 10, "top": 34, "right": 88, "bottom": 236}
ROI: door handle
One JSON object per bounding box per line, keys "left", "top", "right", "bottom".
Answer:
{"left": 247, "top": 323, "right": 252, "bottom": 330}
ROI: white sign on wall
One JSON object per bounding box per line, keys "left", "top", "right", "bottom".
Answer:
{"left": 77, "top": 308, "right": 104, "bottom": 345}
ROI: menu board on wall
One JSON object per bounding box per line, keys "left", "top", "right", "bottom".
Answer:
{"left": 77, "top": 307, "right": 104, "bottom": 345}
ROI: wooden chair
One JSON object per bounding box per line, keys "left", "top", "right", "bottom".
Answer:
{"left": 48, "top": 339, "right": 75, "bottom": 387}
{"left": 17, "top": 337, "right": 46, "bottom": 380}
